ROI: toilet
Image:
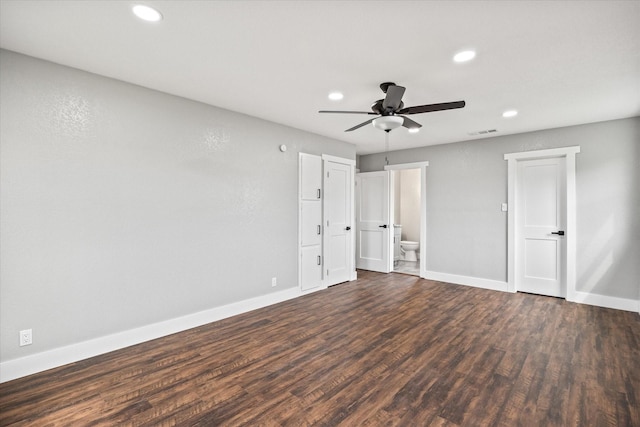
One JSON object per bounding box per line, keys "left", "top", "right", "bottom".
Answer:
{"left": 400, "top": 240, "right": 419, "bottom": 262}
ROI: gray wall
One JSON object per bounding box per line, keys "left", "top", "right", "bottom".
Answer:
{"left": 0, "top": 50, "right": 355, "bottom": 361}
{"left": 359, "top": 117, "right": 639, "bottom": 301}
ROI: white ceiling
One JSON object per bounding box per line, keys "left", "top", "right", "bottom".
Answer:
{"left": 1, "top": 1, "right": 638, "bottom": 155}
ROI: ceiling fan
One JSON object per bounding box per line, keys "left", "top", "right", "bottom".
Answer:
{"left": 319, "top": 82, "right": 465, "bottom": 132}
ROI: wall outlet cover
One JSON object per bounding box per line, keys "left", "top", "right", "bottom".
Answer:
{"left": 19, "top": 329, "right": 32, "bottom": 346}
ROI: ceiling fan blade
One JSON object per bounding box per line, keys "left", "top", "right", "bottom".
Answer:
{"left": 382, "top": 85, "right": 406, "bottom": 111}
{"left": 319, "top": 110, "right": 377, "bottom": 115}
{"left": 400, "top": 116, "right": 422, "bottom": 129}
{"left": 345, "top": 118, "right": 375, "bottom": 132}
{"left": 397, "top": 100, "right": 465, "bottom": 115}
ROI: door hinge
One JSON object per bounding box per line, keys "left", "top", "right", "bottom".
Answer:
{"left": 327, "top": 269, "right": 329, "bottom": 276}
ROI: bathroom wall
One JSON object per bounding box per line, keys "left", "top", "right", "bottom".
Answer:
{"left": 399, "top": 169, "right": 421, "bottom": 243}
{"left": 393, "top": 171, "right": 401, "bottom": 225}
{"left": 0, "top": 50, "right": 356, "bottom": 363}
{"left": 359, "top": 116, "right": 640, "bottom": 302}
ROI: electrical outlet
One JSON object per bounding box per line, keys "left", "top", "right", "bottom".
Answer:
{"left": 271, "top": 277, "right": 277, "bottom": 287}
{"left": 19, "top": 329, "right": 32, "bottom": 346}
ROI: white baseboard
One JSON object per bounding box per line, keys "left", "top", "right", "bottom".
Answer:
{"left": 424, "top": 270, "right": 639, "bottom": 313}
{"left": 3, "top": 277, "right": 636, "bottom": 383}
{"left": 0, "top": 287, "right": 302, "bottom": 383}
{"left": 423, "top": 270, "right": 509, "bottom": 293}
{"left": 570, "top": 291, "right": 639, "bottom": 313}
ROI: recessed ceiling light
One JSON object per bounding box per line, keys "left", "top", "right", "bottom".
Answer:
{"left": 408, "top": 128, "right": 420, "bottom": 134}
{"left": 502, "top": 110, "right": 518, "bottom": 118}
{"left": 453, "top": 50, "right": 476, "bottom": 63}
{"left": 328, "top": 92, "right": 344, "bottom": 101}
{"left": 132, "top": 5, "right": 163, "bottom": 22}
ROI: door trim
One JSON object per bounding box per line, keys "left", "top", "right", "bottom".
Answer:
{"left": 384, "top": 161, "right": 429, "bottom": 278}
{"left": 504, "top": 146, "right": 580, "bottom": 300}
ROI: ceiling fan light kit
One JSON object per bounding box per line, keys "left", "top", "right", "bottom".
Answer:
{"left": 373, "top": 116, "right": 404, "bottom": 131}
{"left": 319, "top": 82, "right": 465, "bottom": 133}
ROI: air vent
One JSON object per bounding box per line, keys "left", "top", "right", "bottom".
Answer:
{"left": 467, "top": 129, "right": 498, "bottom": 136}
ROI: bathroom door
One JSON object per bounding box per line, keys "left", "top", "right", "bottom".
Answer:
{"left": 355, "top": 171, "right": 390, "bottom": 273}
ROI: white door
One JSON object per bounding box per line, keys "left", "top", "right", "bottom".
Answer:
{"left": 300, "top": 201, "right": 323, "bottom": 291}
{"left": 299, "top": 153, "right": 323, "bottom": 291}
{"left": 516, "top": 157, "right": 566, "bottom": 297}
{"left": 324, "top": 161, "right": 352, "bottom": 285}
{"left": 300, "top": 154, "right": 322, "bottom": 201}
{"left": 355, "top": 171, "right": 390, "bottom": 273}
{"left": 300, "top": 246, "right": 322, "bottom": 291}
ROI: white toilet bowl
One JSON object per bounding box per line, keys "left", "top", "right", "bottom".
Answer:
{"left": 400, "top": 240, "right": 419, "bottom": 262}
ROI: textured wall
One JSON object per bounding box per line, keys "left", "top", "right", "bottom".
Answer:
{"left": 0, "top": 50, "right": 355, "bottom": 362}
{"left": 359, "top": 117, "right": 640, "bottom": 300}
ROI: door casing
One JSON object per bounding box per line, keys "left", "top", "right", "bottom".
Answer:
{"left": 385, "top": 161, "right": 429, "bottom": 278}
{"left": 505, "top": 146, "right": 580, "bottom": 300}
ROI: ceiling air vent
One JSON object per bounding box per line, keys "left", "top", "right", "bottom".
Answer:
{"left": 467, "top": 129, "right": 498, "bottom": 136}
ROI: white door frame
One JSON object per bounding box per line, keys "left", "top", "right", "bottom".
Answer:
{"left": 504, "top": 146, "right": 580, "bottom": 300}
{"left": 384, "top": 161, "right": 429, "bottom": 278}
{"left": 322, "top": 154, "right": 357, "bottom": 282}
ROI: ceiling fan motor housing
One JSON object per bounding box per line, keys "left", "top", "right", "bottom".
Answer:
{"left": 371, "top": 99, "right": 404, "bottom": 115}
{"left": 379, "top": 82, "right": 396, "bottom": 93}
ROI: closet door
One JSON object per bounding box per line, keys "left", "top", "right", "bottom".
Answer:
{"left": 300, "top": 246, "right": 322, "bottom": 291}
{"left": 300, "top": 154, "right": 322, "bottom": 201}
{"left": 323, "top": 160, "right": 353, "bottom": 285}
{"left": 299, "top": 153, "right": 323, "bottom": 291}
{"left": 301, "top": 201, "right": 322, "bottom": 246}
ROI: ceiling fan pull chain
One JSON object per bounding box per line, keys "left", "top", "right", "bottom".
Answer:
{"left": 385, "top": 132, "right": 390, "bottom": 165}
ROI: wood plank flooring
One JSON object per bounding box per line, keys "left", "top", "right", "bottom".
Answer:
{"left": 1, "top": 270, "right": 639, "bottom": 426}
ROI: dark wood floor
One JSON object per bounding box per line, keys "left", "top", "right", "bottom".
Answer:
{"left": 1, "top": 271, "right": 639, "bottom": 426}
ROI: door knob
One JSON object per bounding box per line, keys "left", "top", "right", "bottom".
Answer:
{"left": 551, "top": 231, "right": 565, "bottom": 236}
{"left": 345, "top": 226, "right": 351, "bottom": 231}
{"left": 379, "top": 224, "right": 388, "bottom": 228}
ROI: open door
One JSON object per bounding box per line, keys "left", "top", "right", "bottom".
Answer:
{"left": 356, "top": 171, "right": 390, "bottom": 273}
